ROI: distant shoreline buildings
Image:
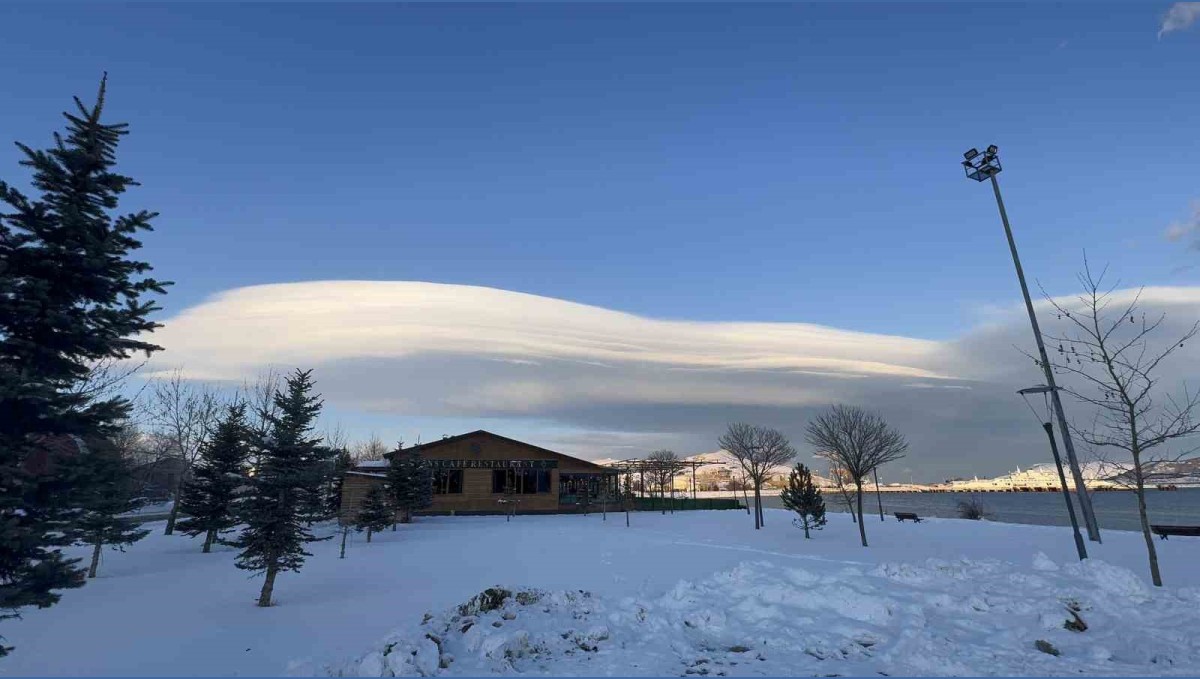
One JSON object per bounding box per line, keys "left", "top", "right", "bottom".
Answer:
{"left": 597, "top": 451, "right": 1200, "bottom": 494}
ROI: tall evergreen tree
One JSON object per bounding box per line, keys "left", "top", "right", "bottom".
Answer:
{"left": 0, "top": 76, "right": 168, "bottom": 654}
{"left": 233, "top": 369, "right": 326, "bottom": 607}
{"left": 354, "top": 485, "right": 392, "bottom": 543}
{"left": 68, "top": 448, "right": 150, "bottom": 578}
{"left": 178, "top": 404, "right": 250, "bottom": 553}
{"left": 386, "top": 449, "right": 432, "bottom": 526}
{"left": 779, "top": 463, "right": 826, "bottom": 539}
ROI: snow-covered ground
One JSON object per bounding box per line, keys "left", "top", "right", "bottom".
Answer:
{"left": 5, "top": 510, "right": 1200, "bottom": 676}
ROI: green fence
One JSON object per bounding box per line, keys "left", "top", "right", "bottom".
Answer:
{"left": 629, "top": 496, "right": 743, "bottom": 511}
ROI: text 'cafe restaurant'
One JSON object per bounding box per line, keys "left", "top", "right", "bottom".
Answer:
{"left": 338, "top": 430, "right": 622, "bottom": 517}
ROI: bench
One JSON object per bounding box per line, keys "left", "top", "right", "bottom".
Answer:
{"left": 894, "top": 512, "right": 922, "bottom": 523}
{"left": 1150, "top": 524, "right": 1200, "bottom": 540}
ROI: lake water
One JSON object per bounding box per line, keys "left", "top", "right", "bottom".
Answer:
{"left": 760, "top": 488, "right": 1200, "bottom": 533}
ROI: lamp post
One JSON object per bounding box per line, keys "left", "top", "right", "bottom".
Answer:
{"left": 1019, "top": 385, "right": 1088, "bottom": 561}
{"left": 961, "top": 145, "right": 1102, "bottom": 543}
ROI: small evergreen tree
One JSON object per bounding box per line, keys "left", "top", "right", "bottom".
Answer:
{"left": 326, "top": 447, "right": 353, "bottom": 519}
{"left": 0, "top": 75, "right": 168, "bottom": 654}
{"left": 233, "top": 369, "right": 326, "bottom": 607}
{"left": 779, "top": 463, "right": 826, "bottom": 539}
{"left": 68, "top": 449, "right": 150, "bottom": 578}
{"left": 386, "top": 449, "right": 432, "bottom": 526}
{"left": 177, "top": 404, "right": 250, "bottom": 552}
{"left": 297, "top": 441, "right": 340, "bottom": 526}
{"left": 355, "top": 485, "right": 392, "bottom": 543}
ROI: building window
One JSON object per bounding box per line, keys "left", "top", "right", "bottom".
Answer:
{"left": 559, "top": 473, "right": 615, "bottom": 503}
{"left": 433, "top": 469, "right": 463, "bottom": 494}
{"left": 492, "top": 468, "right": 550, "bottom": 494}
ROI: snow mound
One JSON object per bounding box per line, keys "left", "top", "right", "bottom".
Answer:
{"left": 318, "top": 559, "right": 1200, "bottom": 677}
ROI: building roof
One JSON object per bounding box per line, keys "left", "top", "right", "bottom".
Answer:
{"left": 346, "top": 470, "right": 387, "bottom": 479}
{"left": 385, "top": 430, "right": 614, "bottom": 473}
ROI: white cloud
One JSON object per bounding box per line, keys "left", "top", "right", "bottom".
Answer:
{"left": 145, "top": 281, "right": 1200, "bottom": 479}
{"left": 148, "top": 281, "right": 945, "bottom": 384}
{"left": 1159, "top": 2, "right": 1200, "bottom": 38}
{"left": 1164, "top": 202, "right": 1200, "bottom": 247}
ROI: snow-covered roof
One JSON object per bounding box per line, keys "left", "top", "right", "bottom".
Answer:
{"left": 356, "top": 460, "right": 390, "bottom": 469}
{"left": 346, "top": 471, "right": 387, "bottom": 479}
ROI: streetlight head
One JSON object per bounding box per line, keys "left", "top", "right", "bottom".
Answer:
{"left": 1017, "top": 385, "right": 1059, "bottom": 395}
{"left": 961, "top": 143, "right": 1002, "bottom": 181}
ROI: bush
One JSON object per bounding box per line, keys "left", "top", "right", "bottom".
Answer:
{"left": 956, "top": 497, "right": 990, "bottom": 520}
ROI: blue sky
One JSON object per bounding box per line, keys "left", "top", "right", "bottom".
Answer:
{"left": 3, "top": 3, "right": 1199, "bottom": 475}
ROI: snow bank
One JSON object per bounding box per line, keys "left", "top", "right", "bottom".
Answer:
{"left": 319, "top": 554, "right": 1200, "bottom": 677}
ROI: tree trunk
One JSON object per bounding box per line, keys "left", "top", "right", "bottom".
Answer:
{"left": 802, "top": 519, "right": 810, "bottom": 539}
{"left": 367, "top": 527, "right": 373, "bottom": 543}
{"left": 403, "top": 508, "right": 413, "bottom": 524}
{"left": 164, "top": 479, "right": 185, "bottom": 535}
{"left": 202, "top": 528, "right": 215, "bottom": 553}
{"left": 753, "top": 484, "right": 763, "bottom": 530}
{"left": 257, "top": 564, "right": 278, "bottom": 607}
{"left": 1132, "top": 452, "right": 1163, "bottom": 586}
{"left": 855, "top": 481, "right": 868, "bottom": 547}
{"left": 88, "top": 540, "right": 102, "bottom": 578}
{"left": 340, "top": 526, "right": 348, "bottom": 559}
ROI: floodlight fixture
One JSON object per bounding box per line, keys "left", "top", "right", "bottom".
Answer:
{"left": 961, "top": 143, "right": 1002, "bottom": 182}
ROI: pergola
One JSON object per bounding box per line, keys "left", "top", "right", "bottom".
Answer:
{"left": 603, "top": 457, "right": 723, "bottom": 501}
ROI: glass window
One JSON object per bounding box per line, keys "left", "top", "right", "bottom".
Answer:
{"left": 492, "top": 468, "right": 550, "bottom": 494}
{"left": 433, "top": 469, "right": 462, "bottom": 494}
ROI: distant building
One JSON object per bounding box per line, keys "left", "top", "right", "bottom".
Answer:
{"left": 130, "top": 457, "right": 190, "bottom": 502}
{"left": 339, "top": 430, "right": 621, "bottom": 519}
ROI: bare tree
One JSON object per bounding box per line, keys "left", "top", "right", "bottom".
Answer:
{"left": 806, "top": 405, "right": 907, "bottom": 546}
{"left": 146, "top": 369, "right": 221, "bottom": 535}
{"left": 718, "top": 424, "right": 796, "bottom": 530}
{"left": 70, "top": 356, "right": 150, "bottom": 405}
{"left": 352, "top": 433, "right": 389, "bottom": 462}
{"left": 644, "top": 450, "right": 684, "bottom": 513}
{"left": 323, "top": 422, "right": 350, "bottom": 456}
{"left": 1043, "top": 261, "right": 1200, "bottom": 587}
{"left": 241, "top": 367, "right": 282, "bottom": 469}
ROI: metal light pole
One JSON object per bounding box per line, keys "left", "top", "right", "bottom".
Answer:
{"left": 872, "top": 468, "right": 884, "bottom": 521}
{"left": 1019, "top": 385, "right": 1088, "bottom": 561}
{"left": 961, "top": 145, "right": 1102, "bottom": 543}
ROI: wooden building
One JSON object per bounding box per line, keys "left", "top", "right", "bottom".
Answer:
{"left": 339, "top": 430, "right": 621, "bottom": 520}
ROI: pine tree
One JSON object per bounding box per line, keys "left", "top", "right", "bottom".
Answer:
{"left": 0, "top": 75, "right": 168, "bottom": 655}
{"left": 68, "top": 449, "right": 150, "bottom": 578}
{"left": 326, "top": 447, "right": 353, "bottom": 519}
{"left": 780, "top": 463, "right": 826, "bottom": 539}
{"left": 177, "top": 404, "right": 250, "bottom": 553}
{"left": 354, "top": 485, "right": 392, "bottom": 543}
{"left": 386, "top": 449, "right": 432, "bottom": 526}
{"left": 299, "top": 442, "right": 341, "bottom": 526}
{"left": 233, "top": 369, "right": 326, "bottom": 607}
